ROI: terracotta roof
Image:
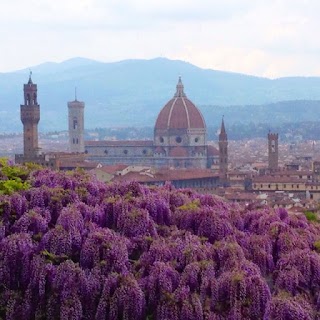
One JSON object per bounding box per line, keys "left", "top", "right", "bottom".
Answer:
{"left": 155, "top": 78, "right": 206, "bottom": 131}
{"left": 169, "top": 147, "right": 188, "bottom": 157}
{"left": 95, "top": 164, "right": 128, "bottom": 174}
{"left": 253, "top": 176, "right": 306, "bottom": 183}
{"left": 225, "top": 193, "right": 257, "bottom": 201}
{"left": 58, "top": 161, "right": 97, "bottom": 169}
{"left": 270, "top": 170, "right": 312, "bottom": 176}
{"left": 85, "top": 140, "right": 153, "bottom": 147}
{"left": 306, "top": 182, "right": 320, "bottom": 186}
{"left": 207, "top": 145, "right": 219, "bottom": 156}
{"left": 113, "top": 168, "right": 219, "bottom": 183}
{"left": 194, "top": 146, "right": 205, "bottom": 152}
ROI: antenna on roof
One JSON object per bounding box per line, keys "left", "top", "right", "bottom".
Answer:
{"left": 75, "top": 87, "right": 77, "bottom": 101}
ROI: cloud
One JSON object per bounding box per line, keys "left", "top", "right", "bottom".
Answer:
{"left": 1, "top": 0, "right": 320, "bottom": 77}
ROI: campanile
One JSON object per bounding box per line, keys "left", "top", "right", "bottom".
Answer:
{"left": 20, "top": 73, "right": 40, "bottom": 157}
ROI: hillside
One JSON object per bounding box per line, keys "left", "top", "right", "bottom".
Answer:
{"left": 1, "top": 57, "right": 320, "bottom": 132}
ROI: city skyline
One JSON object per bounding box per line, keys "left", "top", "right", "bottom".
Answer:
{"left": 1, "top": 0, "right": 320, "bottom": 78}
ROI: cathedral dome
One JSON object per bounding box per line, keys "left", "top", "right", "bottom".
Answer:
{"left": 154, "top": 77, "right": 206, "bottom": 131}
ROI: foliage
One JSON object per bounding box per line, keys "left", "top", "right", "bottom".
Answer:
{"left": 304, "top": 211, "right": 319, "bottom": 222}
{"left": 0, "top": 158, "right": 31, "bottom": 195}
{"left": 0, "top": 165, "right": 320, "bottom": 319}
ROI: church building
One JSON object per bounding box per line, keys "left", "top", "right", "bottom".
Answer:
{"left": 83, "top": 77, "right": 222, "bottom": 169}
{"left": 15, "top": 75, "right": 227, "bottom": 173}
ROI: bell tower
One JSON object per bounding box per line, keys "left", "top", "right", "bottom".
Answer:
{"left": 268, "top": 132, "right": 279, "bottom": 171}
{"left": 68, "top": 89, "right": 85, "bottom": 153}
{"left": 20, "top": 72, "right": 40, "bottom": 157}
{"left": 219, "top": 117, "right": 228, "bottom": 177}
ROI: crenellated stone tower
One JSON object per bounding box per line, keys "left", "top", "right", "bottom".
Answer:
{"left": 219, "top": 117, "right": 228, "bottom": 177}
{"left": 68, "top": 89, "right": 85, "bottom": 153}
{"left": 268, "top": 132, "right": 279, "bottom": 171}
{"left": 20, "top": 72, "right": 40, "bottom": 157}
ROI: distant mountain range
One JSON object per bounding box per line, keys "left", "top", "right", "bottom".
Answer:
{"left": 1, "top": 57, "right": 320, "bottom": 133}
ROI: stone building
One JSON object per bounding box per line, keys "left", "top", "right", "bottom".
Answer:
{"left": 84, "top": 77, "right": 220, "bottom": 169}
{"left": 15, "top": 73, "right": 56, "bottom": 167}
{"left": 16, "top": 75, "right": 87, "bottom": 169}
{"left": 268, "top": 132, "right": 279, "bottom": 171}
{"left": 20, "top": 72, "right": 40, "bottom": 158}
{"left": 68, "top": 92, "right": 85, "bottom": 153}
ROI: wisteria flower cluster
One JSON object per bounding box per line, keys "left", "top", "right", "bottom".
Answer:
{"left": 0, "top": 167, "right": 320, "bottom": 319}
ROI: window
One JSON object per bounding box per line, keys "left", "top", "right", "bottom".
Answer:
{"left": 73, "top": 118, "right": 78, "bottom": 130}
{"left": 195, "top": 137, "right": 199, "bottom": 143}
{"left": 159, "top": 137, "right": 164, "bottom": 143}
{"left": 176, "top": 136, "right": 182, "bottom": 143}
{"left": 123, "top": 149, "right": 128, "bottom": 155}
{"left": 26, "top": 94, "right": 30, "bottom": 105}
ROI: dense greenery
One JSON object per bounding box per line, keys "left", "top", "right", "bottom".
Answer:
{"left": 0, "top": 159, "right": 36, "bottom": 195}
{"left": 0, "top": 165, "right": 320, "bottom": 319}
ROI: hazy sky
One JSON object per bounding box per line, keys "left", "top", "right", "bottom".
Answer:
{"left": 1, "top": 0, "right": 320, "bottom": 78}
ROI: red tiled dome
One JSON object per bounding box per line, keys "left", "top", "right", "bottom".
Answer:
{"left": 155, "top": 77, "right": 206, "bottom": 130}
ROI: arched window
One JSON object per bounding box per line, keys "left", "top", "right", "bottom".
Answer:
{"left": 73, "top": 117, "right": 78, "bottom": 130}
{"left": 26, "top": 93, "right": 30, "bottom": 105}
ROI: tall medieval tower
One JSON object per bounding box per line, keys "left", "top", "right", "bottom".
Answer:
{"left": 268, "top": 132, "right": 279, "bottom": 171}
{"left": 68, "top": 91, "right": 85, "bottom": 153}
{"left": 20, "top": 73, "right": 40, "bottom": 157}
{"left": 219, "top": 117, "right": 228, "bottom": 177}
